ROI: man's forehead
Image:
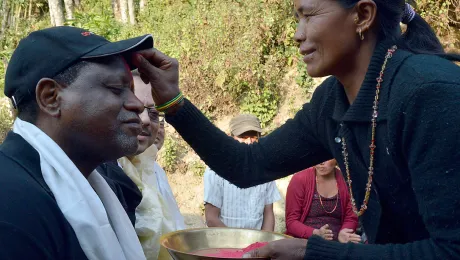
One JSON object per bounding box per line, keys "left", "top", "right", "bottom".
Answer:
{"left": 87, "top": 56, "right": 132, "bottom": 82}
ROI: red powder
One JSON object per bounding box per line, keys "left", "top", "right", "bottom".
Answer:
{"left": 242, "top": 242, "right": 268, "bottom": 253}
{"left": 200, "top": 242, "right": 269, "bottom": 258}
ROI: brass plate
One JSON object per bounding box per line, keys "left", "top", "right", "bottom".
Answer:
{"left": 160, "top": 228, "right": 292, "bottom": 260}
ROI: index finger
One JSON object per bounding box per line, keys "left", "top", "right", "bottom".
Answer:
{"left": 134, "top": 48, "right": 172, "bottom": 68}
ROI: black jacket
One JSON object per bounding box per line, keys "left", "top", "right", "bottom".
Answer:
{"left": 0, "top": 132, "right": 87, "bottom": 259}
{"left": 0, "top": 132, "right": 142, "bottom": 259}
{"left": 167, "top": 41, "right": 460, "bottom": 259}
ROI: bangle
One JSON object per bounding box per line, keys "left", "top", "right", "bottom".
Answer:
{"left": 155, "top": 92, "right": 184, "bottom": 112}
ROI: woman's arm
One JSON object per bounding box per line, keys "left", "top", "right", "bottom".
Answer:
{"left": 167, "top": 85, "right": 333, "bottom": 188}
{"left": 285, "top": 173, "right": 315, "bottom": 239}
{"left": 340, "top": 186, "right": 359, "bottom": 231}
{"left": 135, "top": 50, "right": 333, "bottom": 188}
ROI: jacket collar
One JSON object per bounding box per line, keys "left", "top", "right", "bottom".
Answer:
{"left": 0, "top": 131, "right": 53, "bottom": 196}
{"left": 325, "top": 40, "right": 413, "bottom": 123}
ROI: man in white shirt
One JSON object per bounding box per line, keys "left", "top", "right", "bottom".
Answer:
{"left": 204, "top": 114, "right": 281, "bottom": 231}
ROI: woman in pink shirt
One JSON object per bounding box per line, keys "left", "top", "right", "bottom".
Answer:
{"left": 285, "top": 159, "right": 360, "bottom": 243}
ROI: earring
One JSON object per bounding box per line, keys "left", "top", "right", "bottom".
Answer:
{"left": 358, "top": 28, "right": 364, "bottom": 41}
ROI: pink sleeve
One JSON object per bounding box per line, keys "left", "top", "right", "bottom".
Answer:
{"left": 285, "top": 173, "right": 315, "bottom": 238}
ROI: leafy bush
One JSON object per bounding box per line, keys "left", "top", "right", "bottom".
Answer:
{"left": 0, "top": 98, "right": 13, "bottom": 142}
{"left": 189, "top": 161, "right": 206, "bottom": 177}
{"left": 295, "top": 59, "right": 315, "bottom": 95}
{"left": 158, "top": 137, "right": 178, "bottom": 173}
{"left": 240, "top": 88, "right": 279, "bottom": 128}
{"left": 415, "top": 0, "right": 460, "bottom": 50}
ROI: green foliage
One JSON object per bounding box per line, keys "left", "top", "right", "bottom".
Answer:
{"left": 132, "top": 0, "right": 298, "bottom": 124}
{"left": 158, "top": 137, "right": 178, "bottom": 173}
{"left": 66, "top": 12, "right": 121, "bottom": 39}
{"left": 416, "top": 0, "right": 460, "bottom": 49}
{"left": 0, "top": 98, "right": 13, "bottom": 142}
{"left": 295, "top": 60, "right": 315, "bottom": 95}
{"left": 189, "top": 161, "right": 206, "bottom": 177}
{"left": 240, "top": 88, "right": 279, "bottom": 128}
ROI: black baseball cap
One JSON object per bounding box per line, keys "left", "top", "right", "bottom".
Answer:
{"left": 4, "top": 26, "right": 154, "bottom": 109}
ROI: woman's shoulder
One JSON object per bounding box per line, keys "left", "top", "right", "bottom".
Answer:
{"left": 395, "top": 52, "right": 460, "bottom": 86}
{"left": 389, "top": 52, "right": 460, "bottom": 107}
{"left": 293, "top": 167, "right": 316, "bottom": 180}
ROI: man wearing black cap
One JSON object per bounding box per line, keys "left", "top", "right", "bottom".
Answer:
{"left": 0, "top": 26, "right": 153, "bottom": 260}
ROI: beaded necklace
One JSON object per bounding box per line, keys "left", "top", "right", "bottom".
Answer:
{"left": 315, "top": 175, "right": 339, "bottom": 214}
{"left": 341, "top": 45, "right": 397, "bottom": 217}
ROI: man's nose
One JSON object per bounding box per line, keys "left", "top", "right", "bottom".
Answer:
{"left": 139, "top": 108, "right": 151, "bottom": 127}
{"left": 124, "top": 92, "right": 144, "bottom": 114}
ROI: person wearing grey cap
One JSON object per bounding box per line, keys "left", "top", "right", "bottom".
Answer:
{"left": 0, "top": 26, "right": 154, "bottom": 260}
{"left": 203, "top": 114, "right": 281, "bottom": 231}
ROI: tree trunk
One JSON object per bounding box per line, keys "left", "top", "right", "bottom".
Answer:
{"left": 127, "top": 0, "right": 135, "bottom": 24}
{"left": 112, "top": 0, "right": 121, "bottom": 21}
{"left": 9, "top": 2, "right": 16, "bottom": 30}
{"left": 139, "top": 0, "right": 145, "bottom": 13}
{"left": 63, "top": 0, "right": 73, "bottom": 20}
{"left": 0, "top": 0, "right": 10, "bottom": 42}
{"left": 48, "top": 0, "right": 56, "bottom": 26}
{"left": 119, "top": 0, "right": 128, "bottom": 23}
{"left": 15, "top": 4, "right": 22, "bottom": 30}
{"left": 28, "top": 0, "right": 33, "bottom": 18}
{"left": 73, "top": 0, "right": 80, "bottom": 8}
{"left": 48, "top": 0, "right": 64, "bottom": 26}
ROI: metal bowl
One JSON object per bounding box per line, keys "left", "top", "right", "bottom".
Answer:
{"left": 160, "top": 228, "right": 291, "bottom": 260}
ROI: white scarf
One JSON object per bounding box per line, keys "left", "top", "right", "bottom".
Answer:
{"left": 13, "top": 118, "right": 146, "bottom": 260}
{"left": 118, "top": 145, "right": 176, "bottom": 260}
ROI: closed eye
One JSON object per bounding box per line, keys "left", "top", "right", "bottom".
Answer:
{"left": 107, "top": 87, "right": 123, "bottom": 95}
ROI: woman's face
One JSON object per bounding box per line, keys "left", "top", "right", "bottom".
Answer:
{"left": 293, "top": 0, "right": 359, "bottom": 77}
{"left": 315, "top": 159, "right": 337, "bottom": 176}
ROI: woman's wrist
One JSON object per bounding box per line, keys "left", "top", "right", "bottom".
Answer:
{"left": 312, "top": 229, "right": 319, "bottom": 236}
{"left": 164, "top": 99, "right": 184, "bottom": 116}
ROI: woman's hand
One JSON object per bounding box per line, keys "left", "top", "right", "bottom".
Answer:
{"left": 313, "top": 224, "right": 333, "bottom": 241}
{"left": 132, "top": 49, "right": 183, "bottom": 114}
{"left": 243, "top": 238, "right": 307, "bottom": 260}
{"left": 338, "top": 228, "right": 361, "bottom": 244}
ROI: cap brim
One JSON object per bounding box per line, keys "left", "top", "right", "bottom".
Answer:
{"left": 231, "top": 125, "right": 262, "bottom": 136}
{"left": 81, "top": 34, "right": 153, "bottom": 70}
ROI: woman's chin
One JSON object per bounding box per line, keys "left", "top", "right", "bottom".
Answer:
{"left": 305, "top": 64, "right": 330, "bottom": 78}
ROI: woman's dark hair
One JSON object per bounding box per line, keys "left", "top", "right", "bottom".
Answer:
{"left": 338, "top": 0, "right": 460, "bottom": 61}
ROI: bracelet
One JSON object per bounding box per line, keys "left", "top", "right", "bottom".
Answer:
{"left": 155, "top": 92, "right": 184, "bottom": 112}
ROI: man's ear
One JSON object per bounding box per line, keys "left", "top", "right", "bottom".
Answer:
{"left": 35, "top": 78, "right": 63, "bottom": 117}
